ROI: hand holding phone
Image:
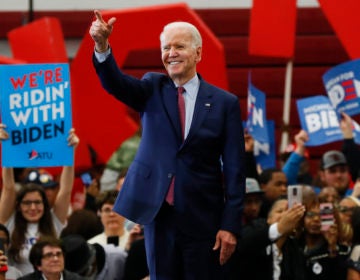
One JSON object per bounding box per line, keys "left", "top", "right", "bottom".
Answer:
{"left": 287, "top": 185, "right": 302, "bottom": 208}
{"left": 0, "top": 239, "right": 8, "bottom": 272}
{"left": 80, "top": 172, "right": 92, "bottom": 187}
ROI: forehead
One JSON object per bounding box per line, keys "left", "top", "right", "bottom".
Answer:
{"left": 22, "top": 191, "right": 42, "bottom": 200}
{"left": 270, "top": 172, "right": 286, "bottom": 182}
{"left": 162, "top": 27, "right": 192, "bottom": 43}
{"left": 43, "top": 245, "right": 61, "bottom": 253}
{"left": 272, "top": 199, "right": 287, "bottom": 211}
{"left": 101, "top": 202, "right": 114, "bottom": 209}
{"left": 319, "top": 187, "right": 338, "bottom": 196}
{"left": 340, "top": 198, "right": 357, "bottom": 207}
{"left": 325, "top": 164, "right": 347, "bottom": 172}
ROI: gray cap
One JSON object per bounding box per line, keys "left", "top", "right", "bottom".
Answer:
{"left": 246, "top": 178, "right": 263, "bottom": 195}
{"left": 321, "top": 150, "right": 347, "bottom": 169}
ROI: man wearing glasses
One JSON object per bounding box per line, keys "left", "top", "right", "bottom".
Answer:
{"left": 18, "top": 237, "right": 86, "bottom": 280}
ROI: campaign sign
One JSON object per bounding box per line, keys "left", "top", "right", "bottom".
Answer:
{"left": 254, "top": 120, "right": 276, "bottom": 169}
{"left": 0, "top": 63, "right": 73, "bottom": 167}
{"left": 246, "top": 81, "right": 269, "bottom": 143}
{"left": 323, "top": 59, "right": 360, "bottom": 116}
{"left": 297, "top": 96, "right": 343, "bottom": 146}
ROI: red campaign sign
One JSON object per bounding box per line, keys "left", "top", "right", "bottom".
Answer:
{"left": 319, "top": 0, "right": 360, "bottom": 59}
{"left": 249, "top": 0, "right": 297, "bottom": 58}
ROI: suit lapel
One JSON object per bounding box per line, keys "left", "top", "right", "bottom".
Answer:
{"left": 184, "top": 82, "right": 213, "bottom": 145}
{"left": 161, "top": 81, "right": 182, "bottom": 140}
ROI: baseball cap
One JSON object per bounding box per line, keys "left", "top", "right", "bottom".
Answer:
{"left": 25, "top": 169, "right": 58, "bottom": 188}
{"left": 321, "top": 150, "right": 347, "bottom": 169}
{"left": 245, "top": 178, "right": 263, "bottom": 195}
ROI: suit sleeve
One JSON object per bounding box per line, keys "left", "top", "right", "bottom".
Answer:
{"left": 221, "top": 96, "right": 246, "bottom": 236}
{"left": 93, "top": 51, "right": 150, "bottom": 112}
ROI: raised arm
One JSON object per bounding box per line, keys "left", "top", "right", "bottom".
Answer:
{"left": 0, "top": 124, "right": 16, "bottom": 224}
{"left": 89, "top": 10, "right": 116, "bottom": 53}
{"left": 52, "top": 128, "right": 79, "bottom": 224}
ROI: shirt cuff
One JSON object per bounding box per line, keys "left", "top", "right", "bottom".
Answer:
{"left": 269, "top": 223, "right": 282, "bottom": 241}
{"left": 94, "top": 47, "right": 111, "bottom": 63}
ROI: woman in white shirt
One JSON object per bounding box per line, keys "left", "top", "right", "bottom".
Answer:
{"left": 0, "top": 126, "right": 79, "bottom": 275}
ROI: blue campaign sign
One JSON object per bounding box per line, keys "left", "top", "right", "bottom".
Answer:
{"left": 323, "top": 59, "right": 360, "bottom": 116}
{"left": 246, "top": 81, "right": 269, "bottom": 143}
{"left": 0, "top": 63, "right": 73, "bottom": 167}
{"left": 297, "top": 96, "right": 342, "bottom": 146}
{"left": 254, "top": 120, "right": 276, "bottom": 169}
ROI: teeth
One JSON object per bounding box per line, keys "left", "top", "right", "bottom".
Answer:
{"left": 169, "top": 62, "right": 180, "bottom": 65}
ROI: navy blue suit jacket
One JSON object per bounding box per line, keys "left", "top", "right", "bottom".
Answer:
{"left": 94, "top": 53, "right": 245, "bottom": 237}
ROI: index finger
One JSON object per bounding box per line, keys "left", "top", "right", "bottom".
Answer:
{"left": 94, "top": 9, "right": 105, "bottom": 23}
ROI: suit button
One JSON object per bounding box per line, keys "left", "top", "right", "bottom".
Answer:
{"left": 167, "top": 173, "right": 172, "bottom": 178}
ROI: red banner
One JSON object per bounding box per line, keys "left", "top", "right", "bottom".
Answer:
{"left": 249, "top": 0, "right": 297, "bottom": 58}
{"left": 319, "top": 0, "right": 360, "bottom": 59}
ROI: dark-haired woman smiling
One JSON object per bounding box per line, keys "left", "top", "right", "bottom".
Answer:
{"left": 0, "top": 125, "right": 79, "bottom": 275}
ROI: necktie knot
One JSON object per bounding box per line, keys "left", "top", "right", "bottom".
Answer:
{"left": 177, "top": 86, "right": 185, "bottom": 95}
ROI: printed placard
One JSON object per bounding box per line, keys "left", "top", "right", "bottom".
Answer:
{"left": 0, "top": 63, "right": 73, "bottom": 167}
{"left": 323, "top": 59, "right": 360, "bottom": 116}
{"left": 297, "top": 96, "right": 342, "bottom": 146}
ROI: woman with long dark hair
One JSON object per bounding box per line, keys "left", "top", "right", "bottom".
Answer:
{"left": 0, "top": 125, "right": 79, "bottom": 274}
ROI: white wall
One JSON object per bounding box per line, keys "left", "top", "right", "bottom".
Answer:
{"left": 1, "top": 0, "right": 319, "bottom": 11}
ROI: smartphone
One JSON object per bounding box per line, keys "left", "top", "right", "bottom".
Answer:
{"left": 320, "top": 203, "right": 334, "bottom": 231}
{"left": 287, "top": 185, "right": 303, "bottom": 208}
{"left": 80, "top": 172, "right": 92, "bottom": 187}
{"left": 0, "top": 239, "right": 8, "bottom": 272}
{"left": 107, "top": 236, "right": 119, "bottom": 246}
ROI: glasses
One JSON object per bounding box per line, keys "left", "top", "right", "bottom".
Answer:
{"left": 42, "top": 251, "right": 63, "bottom": 260}
{"left": 20, "top": 200, "right": 43, "bottom": 207}
{"left": 101, "top": 207, "right": 115, "bottom": 215}
{"left": 305, "top": 211, "right": 321, "bottom": 218}
{"left": 337, "top": 206, "right": 355, "bottom": 214}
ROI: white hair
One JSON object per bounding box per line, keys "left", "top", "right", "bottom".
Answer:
{"left": 160, "top": 21, "right": 202, "bottom": 49}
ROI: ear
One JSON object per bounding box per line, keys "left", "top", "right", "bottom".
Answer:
{"left": 195, "top": 46, "right": 202, "bottom": 63}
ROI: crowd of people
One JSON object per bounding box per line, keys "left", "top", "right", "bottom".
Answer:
{"left": 0, "top": 8, "right": 360, "bottom": 280}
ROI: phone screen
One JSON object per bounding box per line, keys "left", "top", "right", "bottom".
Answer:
{"left": 0, "top": 239, "right": 8, "bottom": 272}
{"left": 80, "top": 173, "right": 92, "bottom": 186}
{"left": 320, "top": 203, "right": 334, "bottom": 231}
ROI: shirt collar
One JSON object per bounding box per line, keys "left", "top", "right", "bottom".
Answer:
{"left": 175, "top": 75, "right": 199, "bottom": 100}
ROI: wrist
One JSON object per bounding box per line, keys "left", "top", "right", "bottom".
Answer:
{"left": 95, "top": 43, "right": 109, "bottom": 53}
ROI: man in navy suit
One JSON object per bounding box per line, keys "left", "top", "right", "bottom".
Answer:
{"left": 90, "top": 10, "right": 245, "bottom": 279}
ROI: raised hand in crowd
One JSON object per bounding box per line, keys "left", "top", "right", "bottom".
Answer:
{"left": 276, "top": 202, "right": 305, "bottom": 236}
{"left": 340, "top": 112, "right": 353, "bottom": 139}
{"left": 294, "top": 129, "right": 309, "bottom": 156}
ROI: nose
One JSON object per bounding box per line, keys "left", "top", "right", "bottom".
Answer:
{"left": 169, "top": 47, "right": 177, "bottom": 57}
